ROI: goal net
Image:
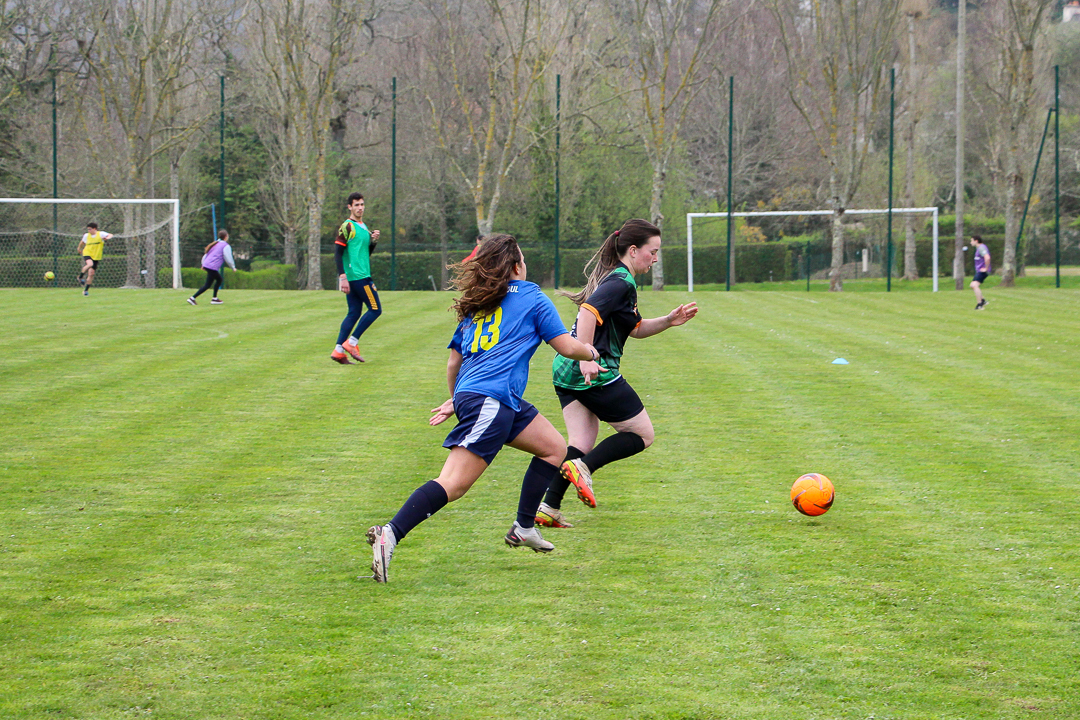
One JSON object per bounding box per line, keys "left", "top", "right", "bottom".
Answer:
{"left": 686, "top": 207, "right": 941, "bottom": 291}
{"left": 0, "top": 198, "right": 180, "bottom": 289}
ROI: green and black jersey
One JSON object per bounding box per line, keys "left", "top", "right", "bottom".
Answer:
{"left": 552, "top": 264, "right": 641, "bottom": 390}
{"left": 335, "top": 218, "right": 373, "bottom": 281}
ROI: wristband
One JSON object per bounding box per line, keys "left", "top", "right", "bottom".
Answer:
{"left": 590, "top": 347, "right": 599, "bottom": 362}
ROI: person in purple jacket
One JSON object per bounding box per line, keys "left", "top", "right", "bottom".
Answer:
{"left": 188, "top": 230, "right": 237, "bottom": 305}
{"left": 970, "top": 235, "right": 991, "bottom": 310}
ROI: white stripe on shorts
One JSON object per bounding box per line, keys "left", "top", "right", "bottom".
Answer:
{"left": 461, "top": 397, "right": 501, "bottom": 449}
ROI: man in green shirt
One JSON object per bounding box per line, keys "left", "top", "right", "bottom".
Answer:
{"left": 331, "top": 192, "right": 382, "bottom": 365}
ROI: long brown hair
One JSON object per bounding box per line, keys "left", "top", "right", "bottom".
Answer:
{"left": 449, "top": 233, "right": 522, "bottom": 321}
{"left": 563, "top": 218, "right": 660, "bottom": 305}
{"left": 204, "top": 229, "right": 228, "bottom": 254}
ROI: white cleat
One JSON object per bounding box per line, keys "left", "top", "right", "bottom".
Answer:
{"left": 367, "top": 524, "right": 397, "bottom": 583}
{"left": 504, "top": 521, "right": 555, "bottom": 553}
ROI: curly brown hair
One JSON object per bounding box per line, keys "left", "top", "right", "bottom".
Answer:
{"left": 449, "top": 234, "right": 523, "bottom": 321}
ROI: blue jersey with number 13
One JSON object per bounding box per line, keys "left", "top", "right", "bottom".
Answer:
{"left": 448, "top": 280, "right": 568, "bottom": 411}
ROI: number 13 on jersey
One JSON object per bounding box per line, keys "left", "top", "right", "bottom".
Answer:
{"left": 470, "top": 307, "right": 503, "bottom": 352}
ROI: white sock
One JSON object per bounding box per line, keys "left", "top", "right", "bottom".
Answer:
{"left": 335, "top": 344, "right": 344, "bottom": 353}
{"left": 347, "top": 337, "right": 358, "bottom": 347}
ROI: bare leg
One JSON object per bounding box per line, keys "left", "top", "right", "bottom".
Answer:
{"left": 610, "top": 408, "right": 655, "bottom": 449}
{"left": 507, "top": 412, "right": 566, "bottom": 465}
{"left": 562, "top": 400, "right": 600, "bottom": 453}
{"left": 434, "top": 446, "right": 489, "bottom": 502}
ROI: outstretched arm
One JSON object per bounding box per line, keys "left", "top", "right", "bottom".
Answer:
{"left": 631, "top": 303, "right": 698, "bottom": 339}
{"left": 548, "top": 333, "right": 599, "bottom": 363}
{"left": 430, "top": 350, "right": 464, "bottom": 426}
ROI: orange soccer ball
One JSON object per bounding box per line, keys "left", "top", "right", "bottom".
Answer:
{"left": 791, "top": 473, "right": 835, "bottom": 516}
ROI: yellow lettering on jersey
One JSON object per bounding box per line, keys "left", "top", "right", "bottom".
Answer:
{"left": 470, "top": 306, "right": 503, "bottom": 353}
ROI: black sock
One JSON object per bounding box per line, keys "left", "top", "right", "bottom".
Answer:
{"left": 387, "top": 480, "right": 448, "bottom": 541}
{"left": 542, "top": 446, "right": 585, "bottom": 510}
{"left": 582, "top": 432, "right": 646, "bottom": 473}
{"left": 517, "top": 457, "right": 560, "bottom": 528}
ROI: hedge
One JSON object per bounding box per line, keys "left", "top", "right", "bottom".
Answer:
{"left": 0, "top": 255, "right": 86, "bottom": 287}
{"left": 161, "top": 264, "right": 300, "bottom": 290}
{"left": 7, "top": 230, "right": 1051, "bottom": 291}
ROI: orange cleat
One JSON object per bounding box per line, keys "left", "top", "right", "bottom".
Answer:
{"left": 342, "top": 343, "right": 365, "bottom": 362}
{"left": 561, "top": 458, "right": 596, "bottom": 508}
{"left": 535, "top": 502, "right": 574, "bottom": 528}
{"left": 330, "top": 350, "right": 354, "bottom": 365}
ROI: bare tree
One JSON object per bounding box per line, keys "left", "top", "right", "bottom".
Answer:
{"left": 604, "top": 0, "right": 740, "bottom": 290}
{"left": 685, "top": 10, "right": 808, "bottom": 243}
{"left": 771, "top": 0, "right": 902, "bottom": 291}
{"left": 420, "top": 0, "right": 585, "bottom": 237}
{"left": 901, "top": 0, "right": 928, "bottom": 281}
{"left": 71, "top": 0, "right": 216, "bottom": 287}
{"left": 973, "top": 0, "right": 1054, "bottom": 286}
{"left": 0, "top": 1, "right": 63, "bottom": 187}
{"left": 246, "top": 0, "right": 379, "bottom": 289}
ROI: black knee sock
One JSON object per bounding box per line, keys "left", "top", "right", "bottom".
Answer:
{"left": 542, "top": 446, "right": 585, "bottom": 510}
{"left": 517, "top": 457, "right": 560, "bottom": 528}
{"left": 581, "top": 432, "right": 646, "bottom": 473}
{"left": 388, "top": 480, "right": 448, "bottom": 541}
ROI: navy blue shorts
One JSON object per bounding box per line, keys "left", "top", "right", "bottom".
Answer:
{"left": 442, "top": 392, "right": 539, "bottom": 464}
{"left": 973, "top": 271, "right": 988, "bottom": 284}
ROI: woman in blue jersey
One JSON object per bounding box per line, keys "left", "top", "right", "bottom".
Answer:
{"left": 536, "top": 218, "right": 697, "bottom": 529}
{"left": 366, "top": 234, "right": 600, "bottom": 583}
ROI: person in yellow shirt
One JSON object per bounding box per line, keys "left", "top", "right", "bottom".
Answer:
{"left": 76, "top": 222, "right": 113, "bottom": 296}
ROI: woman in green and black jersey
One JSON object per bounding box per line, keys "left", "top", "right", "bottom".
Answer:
{"left": 537, "top": 218, "right": 698, "bottom": 529}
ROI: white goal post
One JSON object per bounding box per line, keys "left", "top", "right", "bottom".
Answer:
{"left": 0, "top": 198, "right": 181, "bottom": 289}
{"left": 686, "top": 207, "right": 941, "bottom": 292}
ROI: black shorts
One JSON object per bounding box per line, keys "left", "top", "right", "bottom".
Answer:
{"left": 83, "top": 256, "right": 99, "bottom": 269}
{"left": 973, "top": 272, "right": 988, "bottom": 284}
{"left": 554, "top": 376, "right": 645, "bottom": 424}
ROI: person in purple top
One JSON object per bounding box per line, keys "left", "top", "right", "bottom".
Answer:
{"left": 970, "top": 235, "right": 991, "bottom": 310}
{"left": 188, "top": 230, "right": 237, "bottom": 305}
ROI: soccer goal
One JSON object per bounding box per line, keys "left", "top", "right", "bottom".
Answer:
{"left": 686, "top": 206, "right": 941, "bottom": 291}
{"left": 0, "top": 198, "right": 181, "bottom": 289}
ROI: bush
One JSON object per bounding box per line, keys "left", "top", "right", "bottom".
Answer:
{"left": 934, "top": 215, "right": 1006, "bottom": 236}
{"left": 164, "top": 264, "right": 299, "bottom": 290}
{"left": 0, "top": 256, "right": 86, "bottom": 287}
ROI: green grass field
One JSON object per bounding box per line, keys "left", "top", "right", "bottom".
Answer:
{"left": 2, "top": 286, "right": 1078, "bottom": 719}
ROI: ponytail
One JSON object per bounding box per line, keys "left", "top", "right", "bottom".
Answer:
{"left": 561, "top": 218, "right": 660, "bottom": 305}
{"left": 205, "top": 230, "right": 228, "bottom": 255}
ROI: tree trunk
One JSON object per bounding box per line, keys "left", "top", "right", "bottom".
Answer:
{"left": 438, "top": 183, "right": 450, "bottom": 290}
{"left": 284, "top": 226, "right": 297, "bottom": 266}
{"left": 829, "top": 210, "right": 845, "bottom": 292}
{"left": 169, "top": 157, "right": 181, "bottom": 287}
{"left": 305, "top": 194, "right": 323, "bottom": 290}
{"left": 304, "top": 128, "right": 329, "bottom": 290}
{"left": 143, "top": 166, "right": 156, "bottom": 289}
{"left": 124, "top": 203, "right": 142, "bottom": 288}
{"left": 144, "top": 204, "right": 157, "bottom": 288}
{"left": 1000, "top": 156, "right": 1022, "bottom": 287}
{"left": 828, "top": 172, "right": 844, "bottom": 292}
{"left": 953, "top": 0, "right": 966, "bottom": 291}
{"left": 284, "top": 162, "right": 298, "bottom": 266}
{"left": 476, "top": 208, "right": 493, "bottom": 238}
{"left": 649, "top": 167, "right": 665, "bottom": 290}
{"left": 903, "top": 14, "right": 919, "bottom": 281}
